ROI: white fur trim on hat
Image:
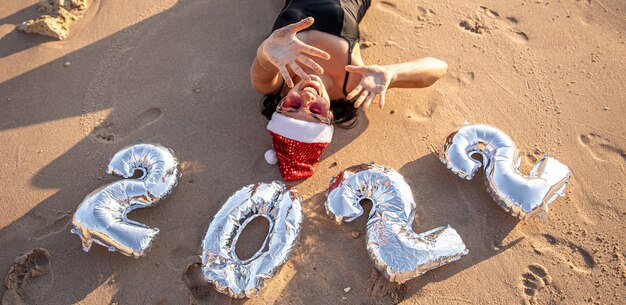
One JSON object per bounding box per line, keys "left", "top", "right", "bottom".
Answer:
{"left": 267, "top": 113, "right": 333, "bottom": 143}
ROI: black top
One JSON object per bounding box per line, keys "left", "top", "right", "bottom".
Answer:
{"left": 272, "top": 0, "right": 371, "bottom": 96}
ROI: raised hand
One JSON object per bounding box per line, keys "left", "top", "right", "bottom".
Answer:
{"left": 345, "top": 65, "right": 394, "bottom": 109}
{"left": 258, "top": 17, "right": 331, "bottom": 87}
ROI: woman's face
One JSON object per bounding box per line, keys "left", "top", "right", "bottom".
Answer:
{"left": 277, "top": 75, "right": 333, "bottom": 124}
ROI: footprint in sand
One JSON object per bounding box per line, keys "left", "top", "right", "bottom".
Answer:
{"left": 520, "top": 263, "right": 552, "bottom": 305}
{"left": 2, "top": 248, "right": 54, "bottom": 305}
{"left": 34, "top": 211, "right": 72, "bottom": 240}
{"left": 531, "top": 234, "right": 596, "bottom": 273}
{"left": 183, "top": 262, "right": 227, "bottom": 303}
{"left": 458, "top": 6, "right": 529, "bottom": 43}
{"left": 92, "top": 107, "right": 162, "bottom": 143}
{"left": 579, "top": 133, "right": 626, "bottom": 163}
{"left": 377, "top": 1, "right": 436, "bottom": 25}
{"left": 366, "top": 269, "right": 407, "bottom": 304}
{"left": 449, "top": 71, "right": 476, "bottom": 86}
{"left": 479, "top": 6, "right": 500, "bottom": 18}
{"left": 416, "top": 6, "right": 436, "bottom": 23}
{"left": 405, "top": 90, "right": 443, "bottom": 123}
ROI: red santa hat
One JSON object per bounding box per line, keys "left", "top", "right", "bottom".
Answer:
{"left": 266, "top": 112, "right": 334, "bottom": 181}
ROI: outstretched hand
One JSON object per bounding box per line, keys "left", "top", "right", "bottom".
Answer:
{"left": 345, "top": 65, "right": 394, "bottom": 109}
{"left": 258, "top": 17, "right": 331, "bottom": 88}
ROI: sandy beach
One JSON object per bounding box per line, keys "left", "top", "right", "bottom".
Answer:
{"left": 1, "top": 0, "right": 625, "bottom": 304}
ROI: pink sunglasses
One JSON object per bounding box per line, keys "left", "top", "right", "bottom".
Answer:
{"left": 276, "top": 95, "right": 333, "bottom": 124}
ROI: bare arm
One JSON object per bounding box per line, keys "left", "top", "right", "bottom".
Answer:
{"left": 250, "top": 49, "right": 282, "bottom": 94}
{"left": 386, "top": 57, "right": 448, "bottom": 89}
{"left": 346, "top": 57, "right": 448, "bottom": 109}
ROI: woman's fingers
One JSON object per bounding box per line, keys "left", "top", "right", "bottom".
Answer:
{"left": 278, "top": 65, "right": 294, "bottom": 88}
{"left": 378, "top": 90, "right": 386, "bottom": 109}
{"left": 354, "top": 91, "right": 369, "bottom": 108}
{"left": 287, "top": 17, "right": 315, "bottom": 33}
{"left": 363, "top": 93, "right": 375, "bottom": 110}
{"left": 347, "top": 85, "right": 363, "bottom": 100}
{"left": 300, "top": 43, "right": 331, "bottom": 60}
{"left": 351, "top": 88, "right": 386, "bottom": 109}
{"left": 289, "top": 61, "right": 310, "bottom": 83}
{"left": 345, "top": 65, "right": 367, "bottom": 73}
{"left": 296, "top": 55, "right": 324, "bottom": 74}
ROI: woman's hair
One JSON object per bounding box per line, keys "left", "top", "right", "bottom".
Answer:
{"left": 261, "top": 92, "right": 359, "bottom": 129}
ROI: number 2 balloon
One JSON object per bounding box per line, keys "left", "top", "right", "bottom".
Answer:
{"left": 325, "top": 163, "right": 468, "bottom": 284}
{"left": 439, "top": 124, "right": 572, "bottom": 220}
{"left": 71, "top": 144, "right": 180, "bottom": 257}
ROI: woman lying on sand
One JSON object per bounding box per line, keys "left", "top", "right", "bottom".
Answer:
{"left": 252, "top": 0, "right": 447, "bottom": 181}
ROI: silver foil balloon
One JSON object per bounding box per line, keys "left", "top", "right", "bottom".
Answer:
{"left": 326, "top": 164, "right": 468, "bottom": 284}
{"left": 439, "top": 124, "right": 572, "bottom": 220}
{"left": 71, "top": 144, "right": 180, "bottom": 257}
{"left": 201, "top": 181, "right": 303, "bottom": 298}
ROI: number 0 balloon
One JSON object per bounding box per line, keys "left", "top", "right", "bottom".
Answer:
{"left": 200, "top": 181, "right": 302, "bottom": 298}
{"left": 326, "top": 163, "right": 468, "bottom": 284}
{"left": 439, "top": 124, "right": 572, "bottom": 220}
{"left": 71, "top": 144, "right": 180, "bottom": 257}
